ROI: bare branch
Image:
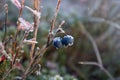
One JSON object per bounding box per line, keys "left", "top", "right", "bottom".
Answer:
{"left": 79, "top": 61, "right": 114, "bottom": 80}
{"left": 30, "top": 0, "right": 40, "bottom": 59}
{"left": 47, "top": 0, "right": 61, "bottom": 46}
{"left": 79, "top": 61, "right": 100, "bottom": 67}
{"left": 79, "top": 22, "right": 103, "bottom": 66}
{"left": 79, "top": 22, "right": 114, "bottom": 80}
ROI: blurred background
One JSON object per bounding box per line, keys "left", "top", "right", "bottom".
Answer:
{"left": 0, "top": 0, "right": 120, "bottom": 80}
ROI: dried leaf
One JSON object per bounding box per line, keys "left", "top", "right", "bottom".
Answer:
{"left": 18, "top": 17, "right": 34, "bottom": 32}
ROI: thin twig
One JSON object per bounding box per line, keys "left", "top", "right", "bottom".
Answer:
{"left": 50, "top": 0, "right": 61, "bottom": 32}
{"left": 2, "top": 68, "right": 13, "bottom": 80}
{"left": 24, "top": 45, "right": 47, "bottom": 77}
{"left": 12, "top": 0, "right": 25, "bottom": 65}
{"left": 22, "top": 0, "right": 40, "bottom": 79}
{"left": 30, "top": 0, "right": 40, "bottom": 60}
{"left": 79, "top": 61, "right": 114, "bottom": 80}
{"left": 28, "top": 47, "right": 47, "bottom": 76}
{"left": 35, "top": 45, "right": 47, "bottom": 62}
{"left": 79, "top": 22, "right": 114, "bottom": 80}
{"left": 79, "top": 61, "right": 100, "bottom": 67}
{"left": 102, "top": 67, "right": 114, "bottom": 80}
{"left": 59, "top": 20, "right": 65, "bottom": 28}
{"left": 14, "top": 0, "right": 25, "bottom": 41}
{"left": 13, "top": 27, "right": 33, "bottom": 64}
{"left": 22, "top": 59, "right": 34, "bottom": 80}
{"left": 79, "top": 22, "right": 103, "bottom": 66}
{"left": 47, "top": 0, "right": 61, "bottom": 46}
{"left": 22, "top": 45, "right": 46, "bottom": 79}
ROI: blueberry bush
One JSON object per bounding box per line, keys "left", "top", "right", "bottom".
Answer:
{"left": 0, "top": 0, "right": 120, "bottom": 80}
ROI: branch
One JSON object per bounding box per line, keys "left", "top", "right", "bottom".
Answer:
{"left": 46, "top": 0, "right": 61, "bottom": 47}
{"left": 22, "top": 0, "right": 41, "bottom": 79}
{"left": 79, "top": 61, "right": 100, "bottom": 67}
{"left": 15, "top": 0, "right": 25, "bottom": 40}
{"left": 79, "top": 22, "right": 103, "bottom": 66}
{"left": 79, "top": 22, "right": 114, "bottom": 80}
{"left": 30, "top": 0, "right": 40, "bottom": 60}
{"left": 79, "top": 61, "right": 114, "bottom": 80}
{"left": 12, "top": 0, "right": 25, "bottom": 66}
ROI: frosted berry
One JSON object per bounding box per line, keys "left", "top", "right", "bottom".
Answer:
{"left": 53, "top": 37, "right": 63, "bottom": 49}
{"left": 62, "top": 35, "right": 74, "bottom": 47}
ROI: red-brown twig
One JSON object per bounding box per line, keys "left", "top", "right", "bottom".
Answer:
{"left": 12, "top": 0, "right": 25, "bottom": 66}
{"left": 30, "top": 0, "right": 40, "bottom": 60}
{"left": 22, "top": 0, "right": 40, "bottom": 79}
{"left": 14, "top": 0, "right": 25, "bottom": 41}
{"left": 47, "top": 0, "right": 61, "bottom": 47}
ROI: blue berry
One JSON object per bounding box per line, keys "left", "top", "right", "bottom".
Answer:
{"left": 53, "top": 37, "right": 63, "bottom": 49}
{"left": 62, "top": 35, "right": 74, "bottom": 47}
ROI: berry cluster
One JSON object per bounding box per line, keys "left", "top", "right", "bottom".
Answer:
{"left": 53, "top": 35, "right": 74, "bottom": 49}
